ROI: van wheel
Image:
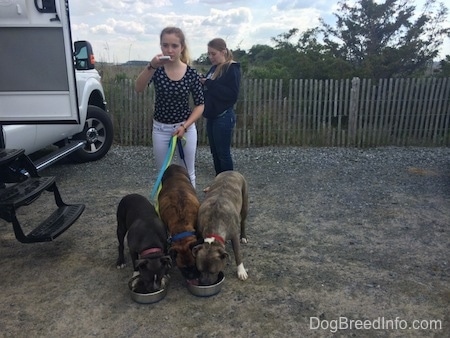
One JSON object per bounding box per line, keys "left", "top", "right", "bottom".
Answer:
{"left": 70, "top": 105, "right": 114, "bottom": 162}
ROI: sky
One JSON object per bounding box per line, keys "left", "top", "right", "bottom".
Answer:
{"left": 68, "top": 0, "right": 450, "bottom": 64}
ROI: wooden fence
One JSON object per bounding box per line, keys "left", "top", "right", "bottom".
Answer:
{"left": 105, "top": 77, "right": 450, "bottom": 147}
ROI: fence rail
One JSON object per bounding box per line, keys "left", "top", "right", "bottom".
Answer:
{"left": 105, "top": 77, "right": 450, "bottom": 147}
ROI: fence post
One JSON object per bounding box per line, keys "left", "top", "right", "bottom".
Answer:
{"left": 348, "top": 77, "right": 360, "bottom": 146}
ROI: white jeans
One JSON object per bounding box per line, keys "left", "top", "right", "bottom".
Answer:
{"left": 152, "top": 120, "right": 197, "bottom": 188}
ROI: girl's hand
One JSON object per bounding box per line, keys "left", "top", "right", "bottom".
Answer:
{"left": 151, "top": 55, "right": 172, "bottom": 68}
{"left": 173, "top": 124, "right": 186, "bottom": 138}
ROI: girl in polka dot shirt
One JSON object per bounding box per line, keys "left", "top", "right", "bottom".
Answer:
{"left": 136, "top": 27, "right": 204, "bottom": 188}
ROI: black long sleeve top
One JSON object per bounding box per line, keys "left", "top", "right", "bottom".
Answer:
{"left": 202, "top": 62, "right": 241, "bottom": 119}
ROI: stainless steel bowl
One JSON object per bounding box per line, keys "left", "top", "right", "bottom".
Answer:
{"left": 128, "top": 276, "right": 168, "bottom": 304}
{"left": 187, "top": 272, "right": 225, "bottom": 297}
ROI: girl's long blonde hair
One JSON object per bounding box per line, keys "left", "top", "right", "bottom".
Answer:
{"left": 160, "top": 26, "right": 191, "bottom": 65}
{"left": 208, "top": 38, "right": 234, "bottom": 79}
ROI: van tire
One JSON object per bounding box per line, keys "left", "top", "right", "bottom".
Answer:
{"left": 70, "top": 105, "right": 114, "bottom": 162}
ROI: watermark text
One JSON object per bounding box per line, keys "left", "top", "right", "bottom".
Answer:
{"left": 310, "top": 316, "right": 442, "bottom": 333}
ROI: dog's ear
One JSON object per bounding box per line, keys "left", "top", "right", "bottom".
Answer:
{"left": 161, "top": 255, "right": 172, "bottom": 268}
{"left": 219, "top": 248, "right": 229, "bottom": 261}
{"left": 191, "top": 244, "right": 203, "bottom": 257}
{"left": 168, "top": 247, "right": 178, "bottom": 260}
{"left": 189, "top": 238, "right": 204, "bottom": 250}
{"left": 136, "top": 259, "right": 147, "bottom": 269}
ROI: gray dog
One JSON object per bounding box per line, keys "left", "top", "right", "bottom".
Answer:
{"left": 116, "top": 193, "right": 172, "bottom": 293}
{"left": 193, "top": 171, "right": 248, "bottom": 285}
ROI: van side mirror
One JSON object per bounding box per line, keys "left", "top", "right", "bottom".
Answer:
{"left": 74, "top": 40, "right": 95, "bottom": 70}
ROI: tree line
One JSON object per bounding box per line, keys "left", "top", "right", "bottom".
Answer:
{"left": 195, "top": 0, "right": 450, "bottom": 80}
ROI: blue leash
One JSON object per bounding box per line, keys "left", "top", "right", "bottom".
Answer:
{"left": 176, "top": 137, "right": 188, "bottom": 170}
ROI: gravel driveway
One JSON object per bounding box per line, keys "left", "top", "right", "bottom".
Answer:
{"left": 0, "top": 145, "right": 449, "bottom": 337}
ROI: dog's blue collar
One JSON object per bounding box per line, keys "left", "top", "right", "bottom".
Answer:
{"left": 170, "top": 231, "right": 196, "bottom": 243}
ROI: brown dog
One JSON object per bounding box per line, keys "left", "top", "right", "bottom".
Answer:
{"left": 193, "top": 171, "right": 248, "bottom": 285}
{"left": 116, "top": 194, "right": 172, "bottom": 293}
{"left": 157, "top": 164, "right": 200, "bottom": 280}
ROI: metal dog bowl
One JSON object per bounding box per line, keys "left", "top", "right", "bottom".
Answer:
{"left": 187, "top": 272, "right": 225, "bottom": 297}
{"left": 128, "top": 276, "right": 168, "bottom": 304}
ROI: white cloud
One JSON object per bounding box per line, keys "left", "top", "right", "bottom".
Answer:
{"left": 90, "top": 24, "right": 115, "bottom": 35}
{"left": 201, "top": 7, "right": 251, "bottom": 27}
{"left": 68, "top": 0, "right": 450, "bottom": 63}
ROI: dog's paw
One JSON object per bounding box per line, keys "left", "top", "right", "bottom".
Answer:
{"left": 161, "top": 274, "right": 171, "bottom": 289}
{"left": 130, "top": 276, "right": 140, "bottom": 290}
{"left": 237, "top": 263, "right": 248, "bottom": 281}
{"left": 116, "top": 263, "right": 126, "bottom": 269}
{"left": 240, "top": 237, "right": 248, "bottom": 244}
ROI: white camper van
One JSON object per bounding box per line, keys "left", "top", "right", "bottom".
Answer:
{"left": 0, "top": 0, "right": 113, "bottom": 243}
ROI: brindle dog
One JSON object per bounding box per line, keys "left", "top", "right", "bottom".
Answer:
{"left": 158, "top": 164, "right": 200, "bottom": 280}
{"left": 193, "top": 171, "right": 249, "bottom": 285}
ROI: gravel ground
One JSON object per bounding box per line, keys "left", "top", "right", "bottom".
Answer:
{"left": 0, "top": 145, "right": 449, "bottom": 337}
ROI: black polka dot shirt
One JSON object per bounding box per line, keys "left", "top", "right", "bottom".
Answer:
{"left": 150, "top": 65, "right": 204, "bottom": 124}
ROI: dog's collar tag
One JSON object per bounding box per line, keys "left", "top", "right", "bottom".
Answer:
{"left": 205, "top": 234, "right": 225, "bottom": 245}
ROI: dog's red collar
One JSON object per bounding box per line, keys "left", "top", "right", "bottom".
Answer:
{"left": 205, "top": 234, "right": 225, "bottom": 245}
{"left": 139, "top": 247, "right": 162, "bottom": 258}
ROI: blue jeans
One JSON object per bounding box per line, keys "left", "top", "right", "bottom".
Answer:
{"left": 206, "top": 108, "right": 236, "bottom": 175}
